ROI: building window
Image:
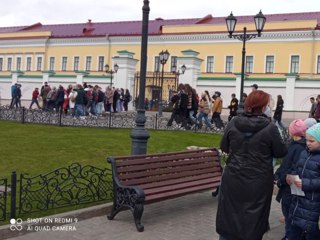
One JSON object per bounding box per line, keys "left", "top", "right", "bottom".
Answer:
{"left": 290, "top": 55, "right": 299, "bottom": 74}
{"left": 7, "top": 57, "right": 12, "bottom": 71}
{"left": 170, "top": 56, "right": 177, "bottom": 72}
{"left": 207, "top": 56, "right": 214, "bottom": 73}
{"left": 49, "top": 57, "right": 55, "bottom": 71}
{"left": 26, "top": 57, "right": 32, "bottom": 71}
{"left": 265, "top": 55, "right": 274, "bottom": 73}
{"left": 98, "top": 56, "right": 104, "bottom": 71}
{"left": 225, "top": 56, "right": 233, "bottom": 73}
{"left": 0, "top": 58, "right": 3, "bottom": 71}
{"left": 62, "top": 57, "right": 67, "bottom": 71}
{"left": 16, "top": 57, "right": 21, "bottom": 71}
{"left": 154, "top": 56, "right": 160, "bottom": 72}
{"left": 74, "top": 56, "right": 79, "bottom": 71}
{"left": 317, "top": 56, "right": 320, "bottom": 74}
{"left": 36, "top": 57, "right": 42, "bottom": 71}
{"left": 85, "top": 56, "right": 92, "bottom": 71}
{"left": 245, "top": 56, "right": 253, "bottom": 73}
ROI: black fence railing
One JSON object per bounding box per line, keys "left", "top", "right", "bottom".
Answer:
{"left": 0, "top": 106, "right": 226, "bottom": 134}
{"left": 0, "top": 178, "right": 7, "bottom": 221}
{"left": 0, "top": 163, "right": 112, "bottom": 221}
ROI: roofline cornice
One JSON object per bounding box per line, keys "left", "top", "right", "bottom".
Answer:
{"left": 0, "top": 30, "right": 319, "bottom": 48}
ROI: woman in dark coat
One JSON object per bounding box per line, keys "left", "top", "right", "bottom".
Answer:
{"left": 216, "top": 90, "right": 287, "bottom": 240}
{"left": 273, "top": 94, "right": 285, "bottom": 128}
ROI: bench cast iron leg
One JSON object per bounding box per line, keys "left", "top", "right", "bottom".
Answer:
{"left": 107, "top": 205, "right": 121, "bottom": 220}
{"left": 212, "top": 186, "right": 220, "bottom": 197}
{"left": 133, "top": 203, "right": 144, "bottom": 232}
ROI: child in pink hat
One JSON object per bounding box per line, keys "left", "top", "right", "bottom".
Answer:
{"left": 274, "top": 119, "right": 307, "bottom": 240}
{"left": 286, "top": 123, "right": 320, "bottom": 239}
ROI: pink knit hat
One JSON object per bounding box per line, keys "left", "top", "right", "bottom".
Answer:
{"left": 289, "top": 119, "right": 307, "bottom": 137}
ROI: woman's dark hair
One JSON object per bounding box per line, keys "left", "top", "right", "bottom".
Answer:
{"left": 244, "top": 90, "right": 270, "bottom": 114}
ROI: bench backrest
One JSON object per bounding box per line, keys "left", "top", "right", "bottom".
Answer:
{"left": 108, "top": 148, "right": 222, "bottom": 188}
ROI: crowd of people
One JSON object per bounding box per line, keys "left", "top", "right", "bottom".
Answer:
{"left": 166, "top": 83, "right": 226, "bottom": 131}
{"left": 10, "top": 82, "right": 132, "bottom": 118}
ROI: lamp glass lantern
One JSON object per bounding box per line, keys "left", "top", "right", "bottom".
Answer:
{"left": 254, "top": 10, "right": 266, "bottom": 36}
{"left": 225, "top": 12, "right": 237, "bottom": 37}
{"left": 181, "top": 64, "right": 186, "bottom": 74}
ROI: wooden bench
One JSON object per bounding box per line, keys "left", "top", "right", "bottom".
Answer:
{"left": 107, "top": 148, "right": 222, "bottom": 232}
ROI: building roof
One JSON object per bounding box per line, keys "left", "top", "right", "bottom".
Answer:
{"left": 0, "top": 11, "right": 319, "bottom": 38}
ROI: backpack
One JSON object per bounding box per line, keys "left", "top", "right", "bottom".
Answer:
{"left": 98, "top": 90, "right": 105, "bottom": 102}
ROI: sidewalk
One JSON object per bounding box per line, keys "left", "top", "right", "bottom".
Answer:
{"left": 1, "top": 191, "right": 284, "bottom": 240}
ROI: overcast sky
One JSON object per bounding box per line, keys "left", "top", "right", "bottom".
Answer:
{"left": 0, "top": 0, "right": 319, "bottom": 27}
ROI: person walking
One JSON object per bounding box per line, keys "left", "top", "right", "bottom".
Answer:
{"left": 211, "top": 91, "right": 224, "bottom": 130}
{"left": 227, "top": 93, "right": 238, "bottom": 122}
{"left": 216, "top": 90, "right": 287, "bottom": 240}
{"left": 197, "top": 92, "right": 212, "bottom": 130}
{"left": 309, "top": 96, "right": 317, "bottom": 118}
{"left": 123, "top": 89, "right": 131, "bottom": 111}
{"left": 273, "top": 94, "right": 285, "bottom": 128}
{"left": 29, "top": 87, "right": 41, "bottom": 109}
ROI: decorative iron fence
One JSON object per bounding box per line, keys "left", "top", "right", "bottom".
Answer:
{"left": 18, "top": 163, "right": 112, "bottom": 215}
{"left": 0, "top": 178, "right": 7, "bottom": 221}
{"left": 0, "top": 106, "right": 225, "bottom": 134}
{"left": 0, "top": 163, "right": 113, "bottom": 221}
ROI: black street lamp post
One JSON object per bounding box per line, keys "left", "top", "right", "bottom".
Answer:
{"left": 158, "top": 50, "right": 170, "bottom": 117}
{"left": 105, "top": 63, "right": 119, "bottom": 87}
{"left": 172, "top": 64, "right": 186, "bottom": 89}
{"left": 130, "top": 0, "right": 150, "bottom": 155}
{"left": 225, "top": 10, "right": 266, "bottom": 113}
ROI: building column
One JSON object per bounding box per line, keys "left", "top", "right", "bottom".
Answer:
{"left": 176, "top": 49, "right": 203, "bottom": 88}
{"left": 11, "top": 71, "right": 23, "bottom": 85}
{"left": 285, "top": 73, "right": 298, "bottom": 111}
{"left": 75, "top": 71, "right": 88, "bottom": 84}
{"left": 42, "top": 71, "right": 54, "bottom": 85}
{"left": 113, "top": 50, "right": 139, "bottom": 110}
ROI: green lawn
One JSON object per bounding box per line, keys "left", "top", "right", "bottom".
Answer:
{"left": 0, "top": 120, "right": 222, "bottom": 224}
{"left": 0, "top": 120, "right": 222, "bottom": 178}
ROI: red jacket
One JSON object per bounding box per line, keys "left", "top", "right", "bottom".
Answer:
{"left": 32, "top": 90, "right": 39, "bottom": 100}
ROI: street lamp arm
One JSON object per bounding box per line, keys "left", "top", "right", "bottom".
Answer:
{"left": 230, "top": 33, "right": 257, "bottom": 42}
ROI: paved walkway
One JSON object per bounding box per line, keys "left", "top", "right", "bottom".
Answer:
{"left": 1, "top": 191, "right": 284, "bottom": 240}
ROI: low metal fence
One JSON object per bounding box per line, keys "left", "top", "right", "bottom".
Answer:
{"left": 0, "top": 106, "right": 225, "bottom": 134}
{"left": 0, "top": 178, "right": 7, "bottom": 221}
{"left": 0, "top": 163, "right": 112, "bottom": 221}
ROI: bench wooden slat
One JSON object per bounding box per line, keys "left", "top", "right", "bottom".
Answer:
{"left": 116, "top": 156, "right": 219, "bottom": 173}
{"left": 112, "top": 148, "right": 217, "bottom": 162}
{"left": 145, "top": 182, "right": 220, "bottom": 203}
{"left": 115, "top": 150, "right": 218, "bottom": 166}
{"left": 118, "top": 163, "right": 220, "bottom": 182}
{"left": 144, "top": 176, "right": 221, "bottom": 195}
{"left": 140, "top": 172, "right": 221, "bottom": 190}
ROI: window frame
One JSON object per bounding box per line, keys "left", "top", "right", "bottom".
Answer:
{"left": 225, "top": 56, "right": 233, "bottom": 73}
{"left": 206, "top": 56, "right": 214, "bottom": 73}
{"left": 61, "top": 56, "right": 68, "bottom": 71}
{"left": 290, "top": 55, "right": 300, "bottom": 74}
{"left": 245, "top": 56, "right": 254, "bottom": 73}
